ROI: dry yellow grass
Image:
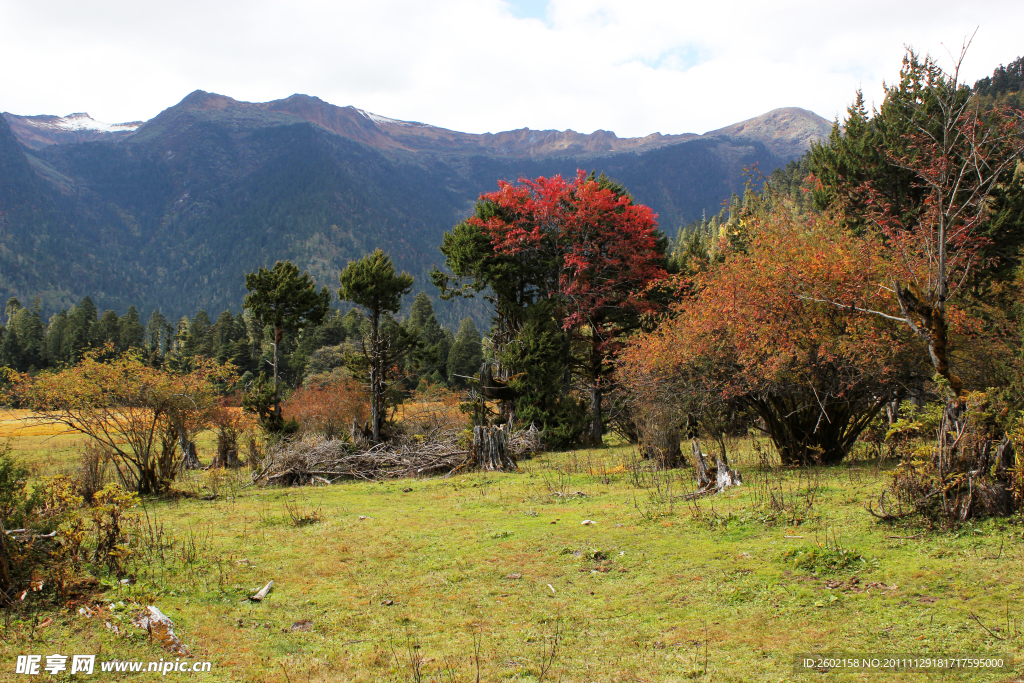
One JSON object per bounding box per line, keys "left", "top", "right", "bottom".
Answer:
{"left": 0, "top": 408, "right": 223, "bottom": 477}
{"left": 0, "top": 407, "right": 80, "bottom": 438}
{"left": 0, "top": 408, "right": 90, "bottom": 475}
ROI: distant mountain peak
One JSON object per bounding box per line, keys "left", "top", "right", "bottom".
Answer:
{"left": 704, "top": 107, "right": 831, "bottom": 158}
{"left": 1, "top": 111, "right": 142, "bottom": 149}
{"left": 178, "top": 90, "right": 238, "bottom": 109}
{"left": 7, "top": 112, "right": 141, "bottom": 133}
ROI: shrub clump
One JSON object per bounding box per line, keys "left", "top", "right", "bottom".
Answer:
{"left": 782, "top": 544, "right": 870, "bottom": 575}
{"left": 0, "top": 444, "right": 138, "bottom": 606}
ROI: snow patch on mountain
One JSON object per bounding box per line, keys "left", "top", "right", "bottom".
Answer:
{"left": 355, "top": 108, "right": 428, "bottom": 128}
{"left": 25, "top": 113, "right": 142, "bottom": 133}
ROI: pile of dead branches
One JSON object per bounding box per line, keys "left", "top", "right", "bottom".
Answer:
{"left": 251, "top": 434, "right": 467, "bottom": 485}
{"left": 509, "top": 422, "right": 543, "bottom": 459}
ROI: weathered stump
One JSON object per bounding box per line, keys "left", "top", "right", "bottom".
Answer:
{"left": 180, "top": 440, "right": 201, "bottom": 470}
{"left": 350, "top": 418, "right": 372, "bottom": 447}
{"left": 209, "top": 447, "right": 242, "bottom": 469}
{"left": 715, "top": 452, "right": 743, "bottom": 490}
{"left": 689, "top": 439, "right": 742, "bottom": 496}
{"left": 471, "top": 425, "right": 517, "bottom": 471}
{"left": 693, "top": 439, "right": 714, "bottom": 490}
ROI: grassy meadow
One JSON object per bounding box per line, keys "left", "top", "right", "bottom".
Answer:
{"left": 2, "top": 410, "right": 1023, "bottom": 682}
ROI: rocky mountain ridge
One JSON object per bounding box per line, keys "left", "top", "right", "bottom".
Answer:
{"left": 5, "top": 91, "right": 830, "bottom": 159}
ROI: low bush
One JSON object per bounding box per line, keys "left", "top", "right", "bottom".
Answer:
{"left": 877, "top": 391, "right": 1021, "bottom": 523}
{"left": 783, "top": 544, "right": 870, "bottom": 574}
{"left": 0, "top": 444, "right": 138, "bottom": 606}
{"left": 74, "top": 443, "right": 112, "bottom": 503}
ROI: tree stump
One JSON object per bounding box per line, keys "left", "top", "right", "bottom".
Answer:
{"left": 471, "top": 425, "right": 517, "bottom": 471}
{"left": 693, "top": 439, "right": 714, "bottom": 491}
{"left": 715, "top": 452, "right": 742, "bottom": 490}
{"left": 180, "top": 440, "right": 201, "bottom": 470}
{"left": 350, "top": 418, "right": 372, "bottom": 447}
{"left": 690, "top": 439, "right": 742, "bottom": 496}
{"left": 209, "top": 447, "right": 242, "bottom": 469}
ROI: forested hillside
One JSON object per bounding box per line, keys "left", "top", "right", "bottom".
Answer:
{"left": 0, "top": 92, "right": 824, "bottom": 325}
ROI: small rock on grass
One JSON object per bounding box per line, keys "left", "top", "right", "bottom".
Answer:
{"left": 289, "top": 620, "right": 314, "bottom": 632}
{"left": 131, "top": 606, "right": 189, "bottom": 656}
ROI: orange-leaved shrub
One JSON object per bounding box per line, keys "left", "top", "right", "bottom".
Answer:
{"left": 282, "top": 374, "right": 369, "bottom": 439}
{"left": 396, "top": 381, "right": 469, "bottom": 436}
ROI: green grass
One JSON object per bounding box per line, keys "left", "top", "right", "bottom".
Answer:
{"left": 3, "top": 437, "right": 1023, "bottom": 682}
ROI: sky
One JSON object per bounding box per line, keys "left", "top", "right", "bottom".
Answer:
{"left": 1, "top": 0, "right": 1022, "bottom": 139}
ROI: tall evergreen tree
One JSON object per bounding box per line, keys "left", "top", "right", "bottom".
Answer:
{"left": 93, "top": 310, "right": 121, "bottom": 349}
{"left": 499, "top": 303, "right": 587, "bottom": 447}
{"left": 4, "top": 298, "right": 21, "bottom": 325}
{"left": 180, "top": 310, "right": 214, "bottom": 359}
{"left": 0, "top": 325, "right": 22, "bottom": 370}
{"left": 64, "top": 297, "right": 98, "bottom": 363}
{"left": 10, "top": 303, "right": 44, "bottom": 369}
{"left": 338, "top": 249, "right": 416, "bottom": 442}
{"left": 146, "top": 310, "right": 169, "bottom": 355}
{"left": 244, "top": 261, "right": 331, "bottom": 429}
{"left": 45, "top": 310, "right": 69, "bottom": 366}
{"left": 446, "top": 318, "right": 483, "bottom": 388}
{"left": 407, "top": 293, "right": 449, "bottom": 385}
{"left": 119, "top": 306, "right": 145, "bottom": 351}
{"left": 433, "top": 171, "right": 667, "bottom": 445}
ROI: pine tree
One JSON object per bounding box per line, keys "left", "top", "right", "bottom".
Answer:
{"left": 146, "top": 311, "right": 168, "bottom": 355}
{"left": 4, "top": 298, "right": 21, "bottom": 325}
{"left": 338, "top": 249, "right": 416, "bottom": 442}
{"left": 446, "top": 318, "right": 483, "bottom": 387}
{"left": 64, "top": 297, "right": 98, "bottom": 362}
{"left": 0, "top": 325, "right": 22, "bottom": 370}
{"left": 93, "top": 310, "right": 121, "bottom": 349}
{"left": 10, "top": 303, "right": 44, "bottom": 369}
{"left": 119, "top": 306, "right": 145, "bottom": 351}
{"left": 407, "top": 293, "right": 449, "bottom": 385}
{"left": 434, "top": 171, "right": 667, "bottom": 446}
{"left": 45, "top": 310, "right": 69, "bottom": 366}
{"left": 244, "top": 261, "right": 331, "bottom": 429}
{"left": 180, "top": 310, "right": 214, "bottom": 359}
{"left": 499, "top": 304, "right": 587, "bottom": 448}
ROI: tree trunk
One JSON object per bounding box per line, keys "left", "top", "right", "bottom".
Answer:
{"left": 471, "top": 425, "right": 517, "bottom": 471}
{"left": 746, "top": 392, "right": 886, "bottom": 466}
{"left": 273, "top": 331, "right": 279, "bottom": 395}
{"left": 210, "top": 442, "right": 241, "bottom": 469}
{"left": 585, "top": 336, "right": 604, "bottom": 447}
{"left": 588, "top": 385, "right": 603, "bottom": 446}
{"left": 179, "top": 437, "right": 201, "bottom": 470}
{"left": 370, "top": 310, "right": 381, "bottom": 443}
{"left": 692, "top": 439, "right": 714, "bottom": 490}
{"left": 642, "top": 425, "right": 683, "bottom": 467}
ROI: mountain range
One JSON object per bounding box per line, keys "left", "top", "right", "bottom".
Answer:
{"left": 0, "top": 92, "right": 831, "bottom": 324}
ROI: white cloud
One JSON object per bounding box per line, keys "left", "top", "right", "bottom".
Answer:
{"left": 1, "top": 0, "right": 1021, "bottom": 137}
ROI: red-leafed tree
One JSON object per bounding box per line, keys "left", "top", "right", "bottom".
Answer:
{"left": 433, "top": 170, "right": 668, "bottom": 445}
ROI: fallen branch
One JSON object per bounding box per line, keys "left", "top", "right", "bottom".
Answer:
{"left": 250, "top": 580, "right": 274, "bottom": 602}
